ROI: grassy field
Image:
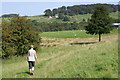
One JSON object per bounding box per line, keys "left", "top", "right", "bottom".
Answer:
{"left": 0, "top": 12, "right": 118, "bottom": 23}
{"left": 28, "top": 12, "right": 118, "bottom": 23}
{"left": 40, "top": 29, "right": 118, "bottom": 38}
{"left": 27, "top": 17, "right": 63, "bottom": 23}
{"left": 110, "top": 12, "right": 118, "bottom": 19}
{"left": 71, "top": 12, "right": 118, "bottom": 22}
{"left": 2, "top": 30, "right": 118, "bottom": 78}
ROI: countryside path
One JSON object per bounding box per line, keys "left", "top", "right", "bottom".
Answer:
{"left": 2, "top": 34, "right": 118, "bottom": 78}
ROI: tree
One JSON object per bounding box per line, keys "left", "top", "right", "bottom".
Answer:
{"left": 2, "top": 14, "right": 19, "bottom": 18}
{"left": 44, "top": 4, "right": 118, "bottom": 17}
{"left": 85, "top": 5, "right": 113, "bottom": 42}
{"left": 44, "top": 9, "right": 52, "bottom": 16}
{"left": 63, "top": 16, "right": 70, "bottom": 21}
{"left": 58, "top": 13, "right": 64, "bottom": 19}
{"left": 2, "top": 16, "right": 41, "bottom": 58}
{"left": 52, "top": 8, "right": 58, "bottom": 16}
{"left": 61, "top": 6, "right": 67, "bottom": 15}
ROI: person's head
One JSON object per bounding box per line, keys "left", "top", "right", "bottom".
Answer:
{"left": 30, "top": 45, "right": 34, "bottom": 48}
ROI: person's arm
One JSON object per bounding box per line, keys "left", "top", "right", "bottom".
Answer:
{"left": 28, "top": 51, "right": 30, "bottom": 56}
{"left": 27, "top": 51, "right": 30, "bottom": 60}
{"left": 34, "top": 51, "right": 37, "bottom": 60}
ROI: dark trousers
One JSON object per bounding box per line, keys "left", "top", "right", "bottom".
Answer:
{"left": 28, "top": 61, "right": 35, "bottom": 69}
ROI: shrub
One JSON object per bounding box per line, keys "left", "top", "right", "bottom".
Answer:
{"left": 2, "top": 16, "right": 41, "bottom": 58}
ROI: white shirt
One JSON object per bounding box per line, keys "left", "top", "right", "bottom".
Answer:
{"left": 28, "top": 48, "right": 36, "bottom": 61}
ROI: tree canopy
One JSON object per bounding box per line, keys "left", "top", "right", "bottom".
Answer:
{"left": 85, "top": 5, "right": 113, "bottom": 42}
{"left": 2, "top": 16, "right": 41, "bottom": 58}
{"left": 44, "top": 4, "right": 118, "bottom": 17}
{"left": 2, "top": 14, "right": 19, "bottom": 18}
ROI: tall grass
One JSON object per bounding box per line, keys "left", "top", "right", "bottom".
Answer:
{"left": 2, "top": 34, "right": 118, "bottom": 78}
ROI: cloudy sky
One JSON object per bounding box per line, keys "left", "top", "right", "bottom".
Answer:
{"left": 1, "top": 0, "right": 119, "bottom": 16}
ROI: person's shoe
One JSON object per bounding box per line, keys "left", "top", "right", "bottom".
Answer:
{"left": 32, "top": 72, "right": 34, "bottom": 75}
{"left": 30, "top": 73, "right": 33, "bottom": 75}
{"left": 32, "top": 70, "right": 34, "bottom": 75}
{"left": 31, "top": 73, "right": 33, "bottom": 75}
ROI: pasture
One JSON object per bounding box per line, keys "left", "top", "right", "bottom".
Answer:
{"left": 2, "top": 29, "right": 118, "bottom": 78}
{"left": 40, "top": 29, "right": 118, "bottom": 38}
{"left": 0, "top": 12, "right": 118, "bottom": 23}
{"left": 28, "top": 12, "right": 118, "bottom": 23}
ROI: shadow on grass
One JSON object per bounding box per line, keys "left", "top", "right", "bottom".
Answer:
{"left": 70, "top": 42, "right": 97, "bottom": 45}
{"left": 16, "top": 71, "right": 30, "bottom": 75}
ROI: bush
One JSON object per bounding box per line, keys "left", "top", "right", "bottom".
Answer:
{"left": 2, "top": 16, "right": 41, "bottom": 58}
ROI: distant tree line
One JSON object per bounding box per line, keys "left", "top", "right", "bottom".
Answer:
{"left": 44, "top": 4, "right": 118, "bottom": 18}
{"left": 27, "top": 18, "right": 118, "bottom": 32}
{"left": 32, "top": 21, "right": 88, "bottom": 32}
{"left": 2, "top": 14, "right": 19, "bottom": 18}
{"left": 30, "top": 18, "right": 118, "bottom": 32}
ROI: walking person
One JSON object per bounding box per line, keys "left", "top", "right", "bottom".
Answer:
{"left": 27, "top": 45, "right": 37, "bottom": 75}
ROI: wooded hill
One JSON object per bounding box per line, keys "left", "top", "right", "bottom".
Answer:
{"left": 44, "top": 4, "right": 118, "bottom": 17}
{"left": 1, "top": 4, "right": 119, "bottom": 32}
{"left": 1, "top": 4, "right": 118, "bottom": 18}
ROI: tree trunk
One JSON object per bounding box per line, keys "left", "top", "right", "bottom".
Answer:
{"left": 99, "top": 33, "right": 101, "bottom": 42}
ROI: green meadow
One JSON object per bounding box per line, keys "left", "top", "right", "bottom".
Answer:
{"left": 2, "top": 29, "right": 118, "bottom": 78}
{"left": 1, "top": 12, "right": 119, "bottom": 78}
{"left": 0, "top": 12, "right": 118, "bottom": 23}
{"left": 40, "top": 29, "right": 118, "bottom": 38}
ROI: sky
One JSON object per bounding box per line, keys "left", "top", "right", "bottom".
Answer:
{"left": 1, "top": 0, "right": 120, "bottom": 16}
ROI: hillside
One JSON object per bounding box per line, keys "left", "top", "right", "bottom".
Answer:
{"left": 0, "top": 12, "right": 118, "bottom": 23}
{"left": 28, "top": 12, "right": 118, "bottom": 23}
{"left": 44, "top": 4, "right": 118, "bottom": 17}
{"left": 2, "top": 29, "right": 118, "bottom": 78}
{"left": 1, "top": 3, "right": 119, "bottom": 79}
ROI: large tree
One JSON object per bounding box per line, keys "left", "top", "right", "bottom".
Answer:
{"left": 2, "top": 16, "right": 41, "bottom": 58}
{"left": 85, "top": 5, "right": 113, "bottom": 42}
{"left": 44, "top": 9, "right": 52, "bottom": 16}
{"left": 58, "top": 13, "right": 64, "bottom": 19}
{"left": 52, "top": 8, "right": 58, "bottom": 16}
{"left": 63, "top": 16, "right": 70, "bottom": 21}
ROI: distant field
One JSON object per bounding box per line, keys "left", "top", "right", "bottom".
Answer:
{"left": 0, "top": 12, "right": 118, "bottom": 23}
{"left": 71, "top": 14, "right": 91, "bottom": 22}
{"left": 40, "top": 29, "right": 118, "bottom": 38}
{"left": 27, "top": 17, "right": 63, "bottom": 23}
{"left": 71, "top": 12, "right": 118, "bottom": 22}
{"left": 28, "top": 12, "right": 118, "bottom": 23}
{"left": 110, "top": 12, "right": 118, "bottom": 19}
